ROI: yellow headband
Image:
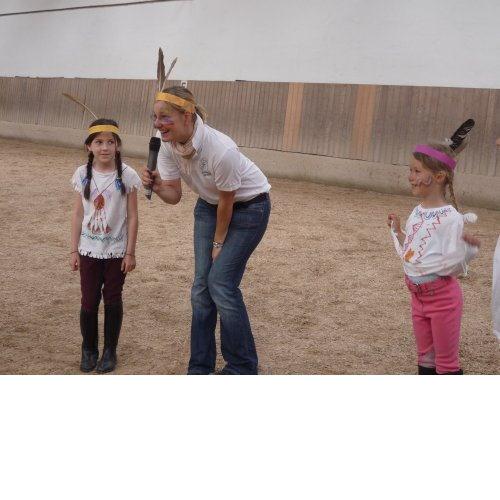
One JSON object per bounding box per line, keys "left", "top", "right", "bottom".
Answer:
{"left": 88, "top": 125, "right": 120, "bottom": 135}
{"left": 155, "top": 92, "right": 196, "bottom": 113}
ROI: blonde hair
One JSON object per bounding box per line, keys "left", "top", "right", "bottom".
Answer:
{"left": 161, "top": 86, "right": 207, "bottom": 123}
{"left": 413, "top": 142, "right": 459, "bottom": 210}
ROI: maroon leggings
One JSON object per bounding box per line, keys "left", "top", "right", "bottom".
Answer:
{"left": 79, "top": 255, "right": 126, "bottom": 312}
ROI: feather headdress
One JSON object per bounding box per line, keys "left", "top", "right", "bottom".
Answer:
{"left": 413, "top": 118, "right": 475, "bottom": 171}
{"left": 62, "top": 92, "right": 119, "bottom": 136}
{"left": 445, "top": 118, "right": 475, "bottom": 154}
{"left": 157, "top": 47, "right": 178, "bottom": 92}
{"left": 157, "top": 48, "right": 166, "bottom": 92}
{"left": 62, "top": 92, "right": 99, "bottom": 120}
{"left": 154, "top": 48, "right": 194, "bottom": 112}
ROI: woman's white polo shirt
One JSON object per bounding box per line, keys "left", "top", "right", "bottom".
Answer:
{"left": 156, "top": 117, "right": 270, "bottom": 204}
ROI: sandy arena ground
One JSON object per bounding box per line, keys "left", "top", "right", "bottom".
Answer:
{"left": 0, "top": 138, "right": 498, "bottom": 374}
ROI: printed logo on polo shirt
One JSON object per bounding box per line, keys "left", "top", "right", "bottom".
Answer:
{"left": 199, "top": 157, "right": 210, "bottom": 176}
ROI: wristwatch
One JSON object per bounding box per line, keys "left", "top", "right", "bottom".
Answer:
{"left": 212, "top": 241, "right": 223, "bottom": 249}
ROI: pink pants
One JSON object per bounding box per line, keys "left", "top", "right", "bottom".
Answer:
{"left": 405, "top": 276, "right": 463, "bottom": 374}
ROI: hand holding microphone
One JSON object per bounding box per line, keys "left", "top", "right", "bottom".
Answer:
{"left": 144, "top": 137, "right": 161, "bottom": 200}
{"left": 141, "top": 168, "right": 159, "bottom": 197}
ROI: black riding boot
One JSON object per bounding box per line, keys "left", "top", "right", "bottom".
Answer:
{"left": 418, "top": 365, "right": 437, "bottom": 375}
{"left": 96, "top": 302, "right": 123, "bottom": 373}
{"left": 80, "top": 308, "right": 99, "bottom": 372}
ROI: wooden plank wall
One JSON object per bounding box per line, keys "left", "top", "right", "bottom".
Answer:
{"left": 0, "top": 77, "right": 498, "bottom": 177}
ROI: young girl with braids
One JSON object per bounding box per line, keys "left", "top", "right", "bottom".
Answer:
{"left": 70, "top": 118, "right": 141, "bottom": 373}
{"left": 387, "top": 123, "right": 480, "bottom": 375}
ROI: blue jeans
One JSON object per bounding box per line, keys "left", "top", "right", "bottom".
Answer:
{"left": 188, "top": 193, "right": 271, "bottom": 375}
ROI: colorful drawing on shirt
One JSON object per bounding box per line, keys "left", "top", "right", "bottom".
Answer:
{"left": 87, "top": 193, "right": 111, "bottom": 234}
{"left": 403, "top": 220, "right": 424, "bottom": 253}
{"left": 415, "top": 211, "right": 449, "bottom": 263}
{"left": 404, "top": 248, "right": 415, "bottom": 262}
{"left": 417, "top": 206, "right": 452, "bottom": 220}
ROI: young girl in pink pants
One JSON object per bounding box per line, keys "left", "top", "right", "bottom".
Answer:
{"left": 388, "top": 131, "right": 480, "bottom": 374}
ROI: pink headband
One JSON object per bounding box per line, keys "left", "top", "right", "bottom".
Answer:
{"left": 413, "top": 144, "right": 456, "bottom": 170}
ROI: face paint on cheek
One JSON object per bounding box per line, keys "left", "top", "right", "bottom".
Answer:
{"left": 422, "top": 175, "right": 433, "bottom": 186}
{"left": 155, "top": 115, "right": 175, "bottom": 127}
{"left": 417, "top": 175, "right": 433, "bottom": 186}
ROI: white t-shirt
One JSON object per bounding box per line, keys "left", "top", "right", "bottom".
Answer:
{"left": 71, "top": 163, "right": 141, "bottom": 259}
{"left": 493, "top": 236, "right": 500, "bottom": 340}
{"left": 156, "top": 116, "right": 271, "bottom": 204}
{"left": 391, "top": 204, "right": 478, "bottom": 278}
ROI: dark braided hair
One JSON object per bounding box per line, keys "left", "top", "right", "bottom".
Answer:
{"left": 83, "top": 151, "right": 94, "bottom": 200}
{"left": 83, "top": 118, "right": 124, "bottom": 200}
{"left": 114, "top": 150, "right": 126, "bottom": 195}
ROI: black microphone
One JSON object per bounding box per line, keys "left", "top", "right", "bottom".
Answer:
{"left": 145, "top": 137, "right": 161, "bottom": 200}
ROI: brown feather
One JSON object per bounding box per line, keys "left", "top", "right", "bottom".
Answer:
{"left": 157, "top": 47, "right": 166, "bottom": 91}
{"left": 164, "top": 57, "right": 178, "bottom": 85}
{"left": 62, "top": 92, "right": 98, "bottom": 120}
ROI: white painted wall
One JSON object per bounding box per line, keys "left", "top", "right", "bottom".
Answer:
{"left": 1, "top": 0, "right": 499, "bottom": 88}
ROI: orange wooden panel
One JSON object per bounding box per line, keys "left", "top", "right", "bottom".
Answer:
{"left": 282, "top": 82, "right": 304, "bottom": 152}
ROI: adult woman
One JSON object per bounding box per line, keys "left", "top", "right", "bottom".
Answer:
{"left": 142, "top": 86, "right": 271, "bottom": 375}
